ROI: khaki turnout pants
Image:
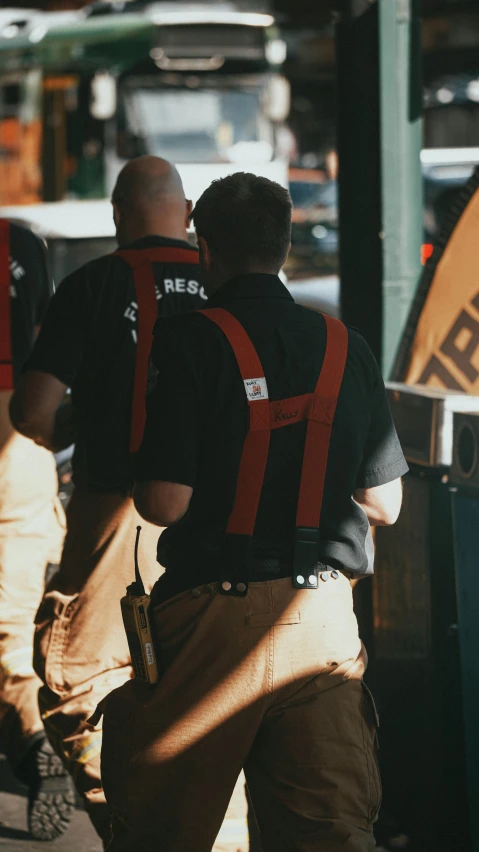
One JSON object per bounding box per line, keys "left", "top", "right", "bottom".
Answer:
{"left": 100, "top": 572, "right": 381, "bottom": 852}
{"left": 33, "top": 488, "right": 161, "bottom": 844}
{"left": 0, "top": 432, "right": 65, "bottom": 767}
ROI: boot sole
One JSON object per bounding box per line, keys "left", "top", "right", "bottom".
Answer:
{"left": 28, "top": 740, "right": 76, "bottom": 841}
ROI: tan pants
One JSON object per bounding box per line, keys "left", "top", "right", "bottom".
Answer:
{"left": 0, "top": 431, "right": 65, "bottom": 766}
{"left": 100, "top": 573, "right": 380, "bottom": 852}
{"left": 33, "top": 488, "right": 161, "bottom": 844}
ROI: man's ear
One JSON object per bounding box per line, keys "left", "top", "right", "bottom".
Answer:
{"left": 185, "top": 199, "right": 193, "bottom": 228}
{"left": 112, "top": 201, "right": 120, "bottom": 228}
{"left": 282, "top": 242, "right": 291, "bottom": 267}
{"left": 198, "top": 236, "right": 212, "bottom": 270}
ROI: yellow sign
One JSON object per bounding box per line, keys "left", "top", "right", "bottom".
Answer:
{"left": 405, "top": 185, "right": 479, "bottom": 393}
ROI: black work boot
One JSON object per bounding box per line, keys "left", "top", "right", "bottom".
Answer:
{"left": 14, "top": 732, "right": 76, "bottom": 841}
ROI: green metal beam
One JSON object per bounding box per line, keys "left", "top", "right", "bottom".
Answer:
{"left": 337, "top": 4, "right": 383, "bottom": 366}
{"left": 379, "top": 0, "right": 423, "bottom": 377}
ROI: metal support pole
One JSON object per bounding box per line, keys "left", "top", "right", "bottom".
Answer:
{"left": 336, "top": 4, "right": 382, "bottom": 657}
{"left": 337, "top": 0, "right": 422, "bottom": 376}
{"left": 379, "top": 0, "right": 423, "bottom": 377}
{"left": 337, "top": 4, "right": 383, "bottom": 365}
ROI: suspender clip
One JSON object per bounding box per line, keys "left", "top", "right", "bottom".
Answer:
{"left": 219, "top": 534, "right": 250, "bottom": 596}
{"left": 293, "top": 527, "right": 320, "bottom": 589}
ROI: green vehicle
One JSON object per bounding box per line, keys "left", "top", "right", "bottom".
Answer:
{"left": 0, "top": 1, "right": 290, "bottom": 224}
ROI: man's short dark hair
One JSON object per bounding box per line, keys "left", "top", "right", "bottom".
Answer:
{"left": 191, "top": 172, "right": 292, "bottom": 271}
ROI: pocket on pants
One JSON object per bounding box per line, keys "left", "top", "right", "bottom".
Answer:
{"left": 361, "top": 681, "right": 382, "bottom": 823}
{"left": 45, "top": 498, "right": 67, "bottom": 564}
{"left": 34, "top": 591, "right": 79, "bottom": 695}
{"left": 100, "top": 679, "right": 152, "bottom": 820}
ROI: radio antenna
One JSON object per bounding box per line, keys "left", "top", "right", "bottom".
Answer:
{"left": 134, "top": 525, "right": 146, "bottom": 595}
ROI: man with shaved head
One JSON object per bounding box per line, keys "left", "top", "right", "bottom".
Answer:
{"left": 10, "top": 156, "right": 206, "bottom": 846}
{"left": 112, "top": 156, "right": 189, "bottom": 246}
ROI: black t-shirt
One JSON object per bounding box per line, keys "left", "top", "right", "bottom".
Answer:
{"left": 27, "top": 235, "right": 205, "bottom": 491}
{"left": 136, "top": 273, "right": 408, "bottom": 598}
{"left": 8, "top": 223, "right": 51, "bottom": 385}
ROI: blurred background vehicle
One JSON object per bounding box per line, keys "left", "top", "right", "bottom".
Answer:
{"left": 286, "top": 147, "right": 479, "bottom": 283}
{"left": 0, "top": 1, "right": 290, "bottom": 210}
{"left": 2, "top": 0, "right": 479, "bottom": 316}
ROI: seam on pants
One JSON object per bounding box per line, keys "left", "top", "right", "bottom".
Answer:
{"left": 268, "top": 626, "right": 274, "bottom": 693}
{"left": 360, "top": 692, "right": 374, "bottom": 823}
{"left": 268, "top": 583, "right": 274, "bottom": 694}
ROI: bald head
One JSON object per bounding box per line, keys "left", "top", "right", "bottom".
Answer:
{"left": 113, "top": 156, "right": 185, "bottom": 207}
{"left": 112, "top": 156, "right": 191, "bottom": 247}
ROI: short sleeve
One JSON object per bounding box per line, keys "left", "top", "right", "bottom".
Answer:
{"left": 31, "top": 234, "right": 52, "bottom": 326}
{"left": 356, "top": 372, "right": 409, "bottom": 489}
{"left": 135, "top": 320, "right": 199, "bottom": 486}
{"left": 25, "top": 271, "right": 86, "bottom": 386}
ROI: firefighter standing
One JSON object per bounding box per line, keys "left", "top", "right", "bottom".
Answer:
{"left": 9, "top": 157, "right": 206, "bottom": 847}
{"left": 100, "top": 173, "right": 408, "bottom": 852}
{"left": 0, "top": 220, "right": 74, "bottom": 841}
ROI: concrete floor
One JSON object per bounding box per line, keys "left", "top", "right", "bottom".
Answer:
{"left": 0, "top": 754, "right": 101, "bottom": 852}
{"left": 0, "top": 754, "right": 250, "bottom": 852}
{"left": 0, "top": 752, "right": 415, "bottom": 852}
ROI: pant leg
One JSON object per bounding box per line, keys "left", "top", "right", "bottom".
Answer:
{"left": 245, "top": 572, "right": 380, "bottom": 852}
{"left": 101, "top": 576, "right": 368, "bottom": 852}
{"left": 0, "top": 433, "right": 65, "bottom": 767}
{"left": 33, "top": 488, "right": 161, "bottom": 844}
{"left": 101, "top": 582, "right": 273, "bottom": 852}
{"left": 213, "top": 773, "right": 249, "bottom": 852}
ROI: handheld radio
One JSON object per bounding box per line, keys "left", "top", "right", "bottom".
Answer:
{"left": 120, "top": 526, "right": 159, "bottom": 684}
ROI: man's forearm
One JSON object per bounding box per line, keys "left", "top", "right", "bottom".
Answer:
{"left": 353, "top": 478, "right": 403, "bottom": 527}
{"left": 10, "top": 370, "right": 71, "bottom": 451}
{"left": 11, "top": 401, "right": 75, "bottom": 452}
{"left": 354, "top": 500, "right": 391, "bottom": 526}
{"left": 50, "top": 404, "right": 76, "bottom": 451}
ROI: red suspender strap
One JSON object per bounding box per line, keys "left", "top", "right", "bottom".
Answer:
{"left": 296, "top": 314, "right": 348, "bottom": 530}
{"left": 293, "top": 314, "right": 348, "bottom": 584}
{"left": 118, "top": 247, "right": 199, "bottom": 267}
{"left": 116, "top": 246, "right": 198, "bottom": 452}
{"left": 198, "top": 308, "right": 270, "bottom": 537}
{"left": 198, "top": 308, "right": 348, "bottom": 593}
{"left": 0, "top": 220, "right": 13, "bottom": 391}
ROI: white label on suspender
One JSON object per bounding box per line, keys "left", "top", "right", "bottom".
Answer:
{"left": 244, "top": 377, "right": 269, "bottom": 401}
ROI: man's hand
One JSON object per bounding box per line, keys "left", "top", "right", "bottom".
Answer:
{"left": 134, "top": 481, "right": 193, "bottom": 527}
{"left": 353, "top": 477, "right": 403, "bottom": 526}
{"left": 10, "top": 371, "right": 74, "bottom": 452}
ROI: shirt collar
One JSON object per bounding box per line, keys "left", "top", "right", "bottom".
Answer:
{"left": 123, "top": 235, "right": 195, "bottom": 251}
{"left": 209, "top": 273, "right": 294, "bottom": 305}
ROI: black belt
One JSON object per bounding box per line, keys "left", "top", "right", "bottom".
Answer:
{"left": 248, "top": 556, "right": 291, "bottom": 581}
{"left": 248, "top": 556, "right": 332, "bottom": 581}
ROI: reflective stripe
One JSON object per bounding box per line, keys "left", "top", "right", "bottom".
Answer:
{"left": 0, "top": 646, "right": 35, "bottom": 677}
{"left": 70, "top": 732, "right": 102, "bottom": 766}
{"left": 39, "top": 691, "right": 102, "bottom": 768}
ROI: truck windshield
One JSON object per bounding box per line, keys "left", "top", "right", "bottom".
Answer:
{"left": 123, "top": 87, "right": 273, "bottom": 164}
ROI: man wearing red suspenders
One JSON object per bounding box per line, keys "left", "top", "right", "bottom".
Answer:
{"left": 10, "top": 157, "right": 206, "bottom": 846}
{"left": 0, "top": 220, "right": 75, "bottom": 841}
{"left": 99, "top": 172, "right": 408, "bottom": 852}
